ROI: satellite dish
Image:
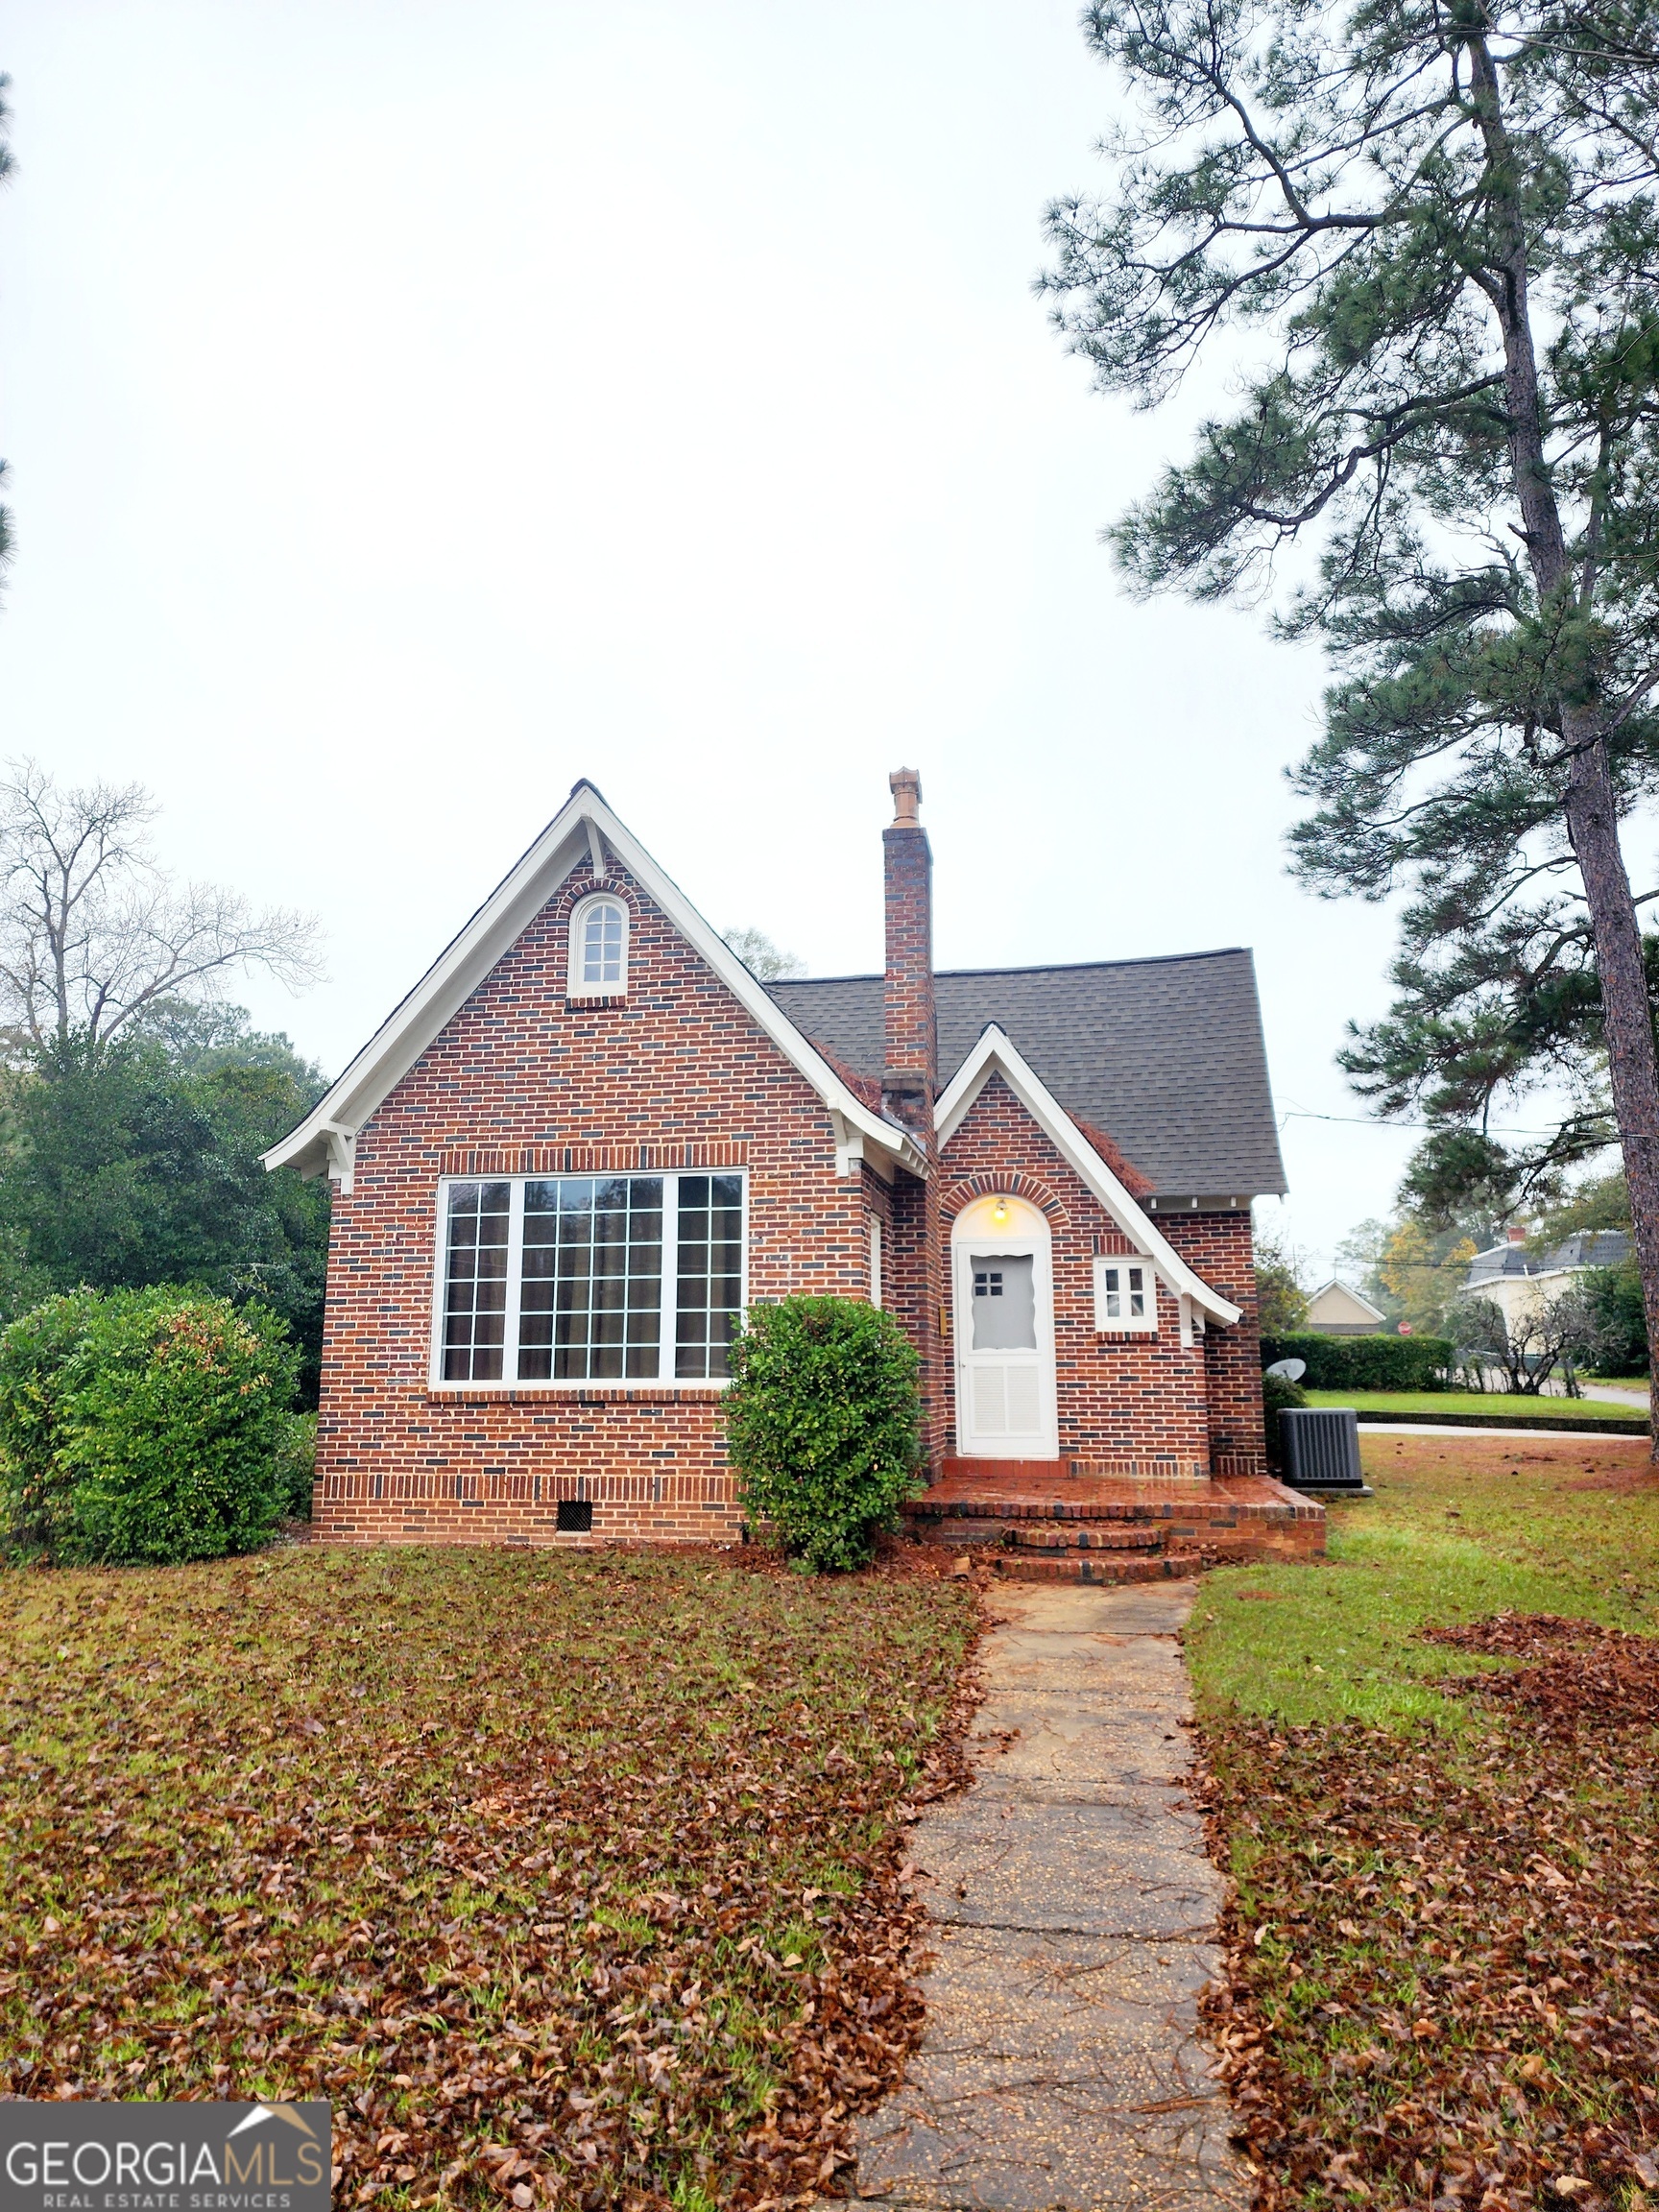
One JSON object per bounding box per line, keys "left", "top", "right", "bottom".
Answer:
{"left": 1264, "top": 1358, "right": 1307, "bottom": 1382}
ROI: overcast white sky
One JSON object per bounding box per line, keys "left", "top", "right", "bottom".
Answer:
{"left": 0, "top": 0, "right": 1438, "bottom": 1278}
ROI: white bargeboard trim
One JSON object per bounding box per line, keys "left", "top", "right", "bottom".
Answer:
{"left": 263, "top": 783, "right": 927, "bottom": 1187}
{"left": 934, "top": 1023, "right": 1241, "bottom": 1328}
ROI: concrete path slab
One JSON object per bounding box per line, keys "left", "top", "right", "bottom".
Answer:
{"left": 852, "top": 1580, "right": 1242, "bottom": 2210}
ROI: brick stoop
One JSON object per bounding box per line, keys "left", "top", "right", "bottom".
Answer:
{"left": 903, "top": 1460, "right": 1325, "bottom": 1581}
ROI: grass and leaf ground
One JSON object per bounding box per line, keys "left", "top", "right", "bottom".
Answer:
{"left": 0, "top": 1546, "right": 975, "bottom": 2211}
{"left": 1303, "top": 1387, "right": 1647, "bottom": 1426}
{"left": 1188, "top": 1431, "right": 1659, "bottom": 2209}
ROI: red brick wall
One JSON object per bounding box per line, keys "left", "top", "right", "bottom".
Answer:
{"left": 1164, "top": 1208, "right": 1268, "bottom": 1475}
{"left": 938, "top": 1075, "right": 1214, "bottom": 1475}
{"left": 313, "top": 855, "right": 879, "bottom": 1548}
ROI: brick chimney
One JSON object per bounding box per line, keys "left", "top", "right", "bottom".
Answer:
{"left": 883, "top": 768, "right": 936, "bottom": 1135}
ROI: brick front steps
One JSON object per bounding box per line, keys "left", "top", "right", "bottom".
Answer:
{"left": 903, "top": 1461, "right": 1326, "bottom": 1583}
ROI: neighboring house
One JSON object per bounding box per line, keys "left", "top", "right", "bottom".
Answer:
{"left": 1463, "top": 1227, "right": 1632, "bottom": 1331}
{"left": 1304, "top": 1280, "right": 1387, "bottom": 1336}
{"left": 265, "top": 773, "right": 1288, "bottom": 1547}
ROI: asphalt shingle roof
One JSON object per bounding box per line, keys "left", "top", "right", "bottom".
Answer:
{"left": 1466, "top": 1229, "right": 1631, "bottom": 1283}
{"left": 767, "top": 950, "right": 1286, "bottom": 1198}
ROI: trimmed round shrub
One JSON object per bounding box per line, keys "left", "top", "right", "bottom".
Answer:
{"left": 0, "top": 1286, "right": 302, "bottom": 1565}
{"left": 0, "top": 1288, "right": 106, "bottom": 1557}
{"left": 722, "top": 1295, "right": 925, "bottom": 1572}
{"left": 276, "top": 1410, "right": 318, "bottom": 1521}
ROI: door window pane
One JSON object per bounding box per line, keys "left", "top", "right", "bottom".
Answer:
{"left": 969, "top": 1252, "right": 1037, "bottom": 1351}
{"left": 676, "top": 1172, "right": 745, "bottom": 1379}
{"left": 520, "top": 1175, "right": 663, "bottom": 1382}
{"left": 444, "top": 1180, "right": 511, "bottom": 1381}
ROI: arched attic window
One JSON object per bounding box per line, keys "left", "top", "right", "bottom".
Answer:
{"left": 568, "top": 893, "right": 628, "bottom": 998}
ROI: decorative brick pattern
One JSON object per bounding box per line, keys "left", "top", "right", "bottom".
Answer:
{"left": 941, "top": 1173, "right": 1070, "bottom": 1229}
{"left": 439, "top": 1142, "right": 747, "bottom": 1176}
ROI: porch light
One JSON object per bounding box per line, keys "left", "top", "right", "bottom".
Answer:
{"left": 993, "top": 1197, "right": 1009, "bottom": 1226}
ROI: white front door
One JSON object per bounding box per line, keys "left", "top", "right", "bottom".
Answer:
{"left": 952, "top": 1198, "right": 1058, "bottom": 1458}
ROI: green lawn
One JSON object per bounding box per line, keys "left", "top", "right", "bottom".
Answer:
{"left": 1186, "top": 1431, "right": 1659, "bottom": 2207}
{"left": 1192, "top": 1429, "right": 1659, "bottom": 1728}
{"left": 1304, "top": 1385, "right": 1647, "bottom": 1425}
{"left": 0, "top": 1547, "right": 974, "bottom": 2210}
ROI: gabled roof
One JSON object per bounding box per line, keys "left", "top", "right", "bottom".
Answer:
{"left": 935, "top": 1025, "right": 1241, "bottom": 1327}
{"left": 1307, "top": 1279, "right": 1386, "bottom": 1324}
{"left": 263, "top": 783, "right": 928, "bottom": 1188}
{"left": 768, "top": 950, "right": 1286, "bottom": 1199}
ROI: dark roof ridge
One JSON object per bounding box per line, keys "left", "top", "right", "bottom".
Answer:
{"left": 769, "top": 948, "right": 1255, "bottom": 988}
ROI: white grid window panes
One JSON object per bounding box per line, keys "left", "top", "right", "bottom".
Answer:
{"left": 569, "top": 895, "right": 627, "bottom": 995}
{"left": 675, "top": 1173, "right": 744, "bottom": 1380}
{"left": 1094, "top": 1256, "right": 1157, "bottom": 1334}
{"left": 443, "top": 1180, "right": 512, "bottom": 1380}
{"left": 435, "top": 1172, "right": 745, "bottom": 1386}
{"left": 521, "top": 1176, "right": 664, "bottom": 1381}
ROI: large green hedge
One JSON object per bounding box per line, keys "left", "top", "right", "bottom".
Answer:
{"left": 0, "top": 1286, "right": 303, "bottom": 1565}
{"left": 1260, "top": 1332, "right": 1454, "bottom": 1391}
{"left": 723, "top": 1296, "right": 924, "bottom": 1572}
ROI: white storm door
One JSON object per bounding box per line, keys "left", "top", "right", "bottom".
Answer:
{"left": 955, "top": 1244, "right": 1056, "bottom": 1457}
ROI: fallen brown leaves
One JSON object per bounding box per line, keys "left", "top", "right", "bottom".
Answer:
{"left": 0, "top": 1546, "right": 979, "bottom": 2210}
{"left": 1196, "top": 1614, "right": 1659, "bottom": 2211}
{"left": 1425, "top": 1613, "right": 1659, "bottom": 1734}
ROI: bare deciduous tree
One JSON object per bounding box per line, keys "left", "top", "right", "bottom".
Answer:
{"left": 0, "top": 759, "right": 324, "bottom": 1061}
{"left": 1449, "top": 1291, "right": 1596, "bottom": 1398}
{"left": 0, "top": 76, "right": 16, "bottom": 588}
{"left": 722, "top": 926, "right": 805, "bottom": 980}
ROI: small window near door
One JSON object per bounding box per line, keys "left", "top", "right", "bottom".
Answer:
{"left": 869, "top": 1216, "right": 882, "bottom": 1309}
{"left": 1094, "top": 1256, "right": 1157, "bottom": 1334}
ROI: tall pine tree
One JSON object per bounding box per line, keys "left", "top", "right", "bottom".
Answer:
{"left": 1042, "top": 0, "right": 1659, "bottom": 1435}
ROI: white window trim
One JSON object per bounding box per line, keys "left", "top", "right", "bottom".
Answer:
{"left": 869, "top": 1215, "right": 882, "bottom": 1309}
{"left": 1093, "top": 1254, "right": 1159, "bottom": 1335}
{"left": 566, "top": 891, "right": 629, "bottom": 998}
{"left": 428, "top": 1169, "right": 746, "bottom": 1390}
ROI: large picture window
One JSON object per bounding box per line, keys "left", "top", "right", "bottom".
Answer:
{"left": 438, "top": 1171, "right": 745, "bottom": 1385}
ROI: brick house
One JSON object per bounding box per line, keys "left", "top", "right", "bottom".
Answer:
{"left": 266, "top": 772, "right": 1294, "bottom": 1552}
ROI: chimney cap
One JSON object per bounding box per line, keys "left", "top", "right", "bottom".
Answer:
{"left": 889, "top": 768, "right": 923, "bottom": 826}
{"left": 1506, "top": 1224, "right": 1527, "bottom": 1244}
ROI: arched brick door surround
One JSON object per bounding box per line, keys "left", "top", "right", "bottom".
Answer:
{"left": 941, "top": 1175, "right": 1070, "bottom": 1233}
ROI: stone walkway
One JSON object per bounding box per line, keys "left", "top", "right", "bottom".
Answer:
{"left": 852, "top": 1580, "right": 1243, "bottom": 2211}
